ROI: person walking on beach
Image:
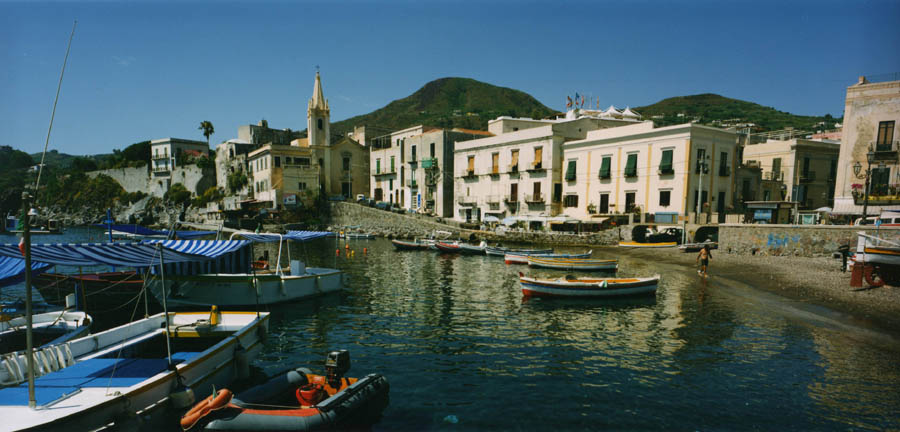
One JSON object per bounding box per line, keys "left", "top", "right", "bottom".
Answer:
{"left": 697, "top": 244, "right": 711, "bottom": 277}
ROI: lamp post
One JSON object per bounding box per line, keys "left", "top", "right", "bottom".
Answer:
{"left": 695, "top": 154, "right": 710, "bottom": 224}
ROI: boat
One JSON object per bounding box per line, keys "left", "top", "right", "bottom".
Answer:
{"left": 434, "top": 241, "right": 462, "bottom": 253}
{"left": 850, "top": 231, "right": 900, "bottom": 287}
{"left": 0, "top": 310, "right": 92, "bottom": 361}
{"left": 526, "top": 256, "right": 618, "bottom": 271}
{"left": 0, "top": 309, "right": 269, "bottom": 430}
{"left": 504, "top": 251, "right": 592, "bottom": 265}
{"left": 148, "top": 231, "right": 344, "bottom": 308}
{"left": 0, "top": 256, "right": 53, "bottom": 289}
{"left": 618, "top": 241, "right": 678, "bottom": 248}
{"left": 458, "top": 241, "right": 488, "bottom": 255}
{"left": 33, "top": 270, "right": 146, "bottom": 314}
{"left": 181, "top": 350, "right": 389, "bottom": 431}
{"left": 519, "top": 272, "right": 659, "bottom": 297}
{"left": 679, "top": 241, "right": 718, "bottom": 252}
{"left": 391, "top": 239, "right": 431, "bottom": 251}
{"left": 485, "top": 246, "right": 554, "bottom": 257}
{"left": 340, "top": 232, "right": 375, "bottom": 240}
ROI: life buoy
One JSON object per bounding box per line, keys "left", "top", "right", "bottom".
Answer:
{"left": 180, "top": 389, "right": 233, "bottom": 431}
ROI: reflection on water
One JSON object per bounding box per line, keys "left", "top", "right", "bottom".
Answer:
{"left": 2, "top": 230, "right": 899, "bottom": 430}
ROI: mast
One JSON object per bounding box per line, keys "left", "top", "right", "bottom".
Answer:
{"left": 22, "top": 192, "right": 35, "bottom": 408}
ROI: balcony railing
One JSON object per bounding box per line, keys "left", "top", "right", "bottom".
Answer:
{"left": 504, "top": 194, "right": 518, "bottom": 203}
{"left": 457, "top": 196, "right": 477, "bottom": 205}
{"left": 152, "top": 155, "right": 170, "bottom": 161}
{"left": 490, "top": 167, "right": 500, "bottom": 176}
{"left": 870, "top": 141, "right": 900, "bottom": 162}
{"left": 524, "top": 193, "right": 544, "bottom": 203}
{"left": 485, "top": 195, "right": 501, "bottom": 204}
{"left": 460, "top": 169, "right": 477, "bottom": 178}
{"left": 372, "top": 168, "right": 397, "bottom": 176}
{"left": 764, "top": 171, "right": 783, "bottom": 181}
{"left": 406, "top": 179, "right": 418, "bottom": 188}
{"left": 527, "top": 161, "right": 544, "bottom": 172}
{"left": 658, "top": 166, "right": 674, "bottom": 175}
{"left": 508, "top": 164, "right": 519, "bottom": 174}
{"left": 799, "top": 171, "right": 816, "bottom": 182}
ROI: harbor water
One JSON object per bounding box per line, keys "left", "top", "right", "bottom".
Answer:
{"left": 2, "top": 228, "right": 899, "bottom": 430}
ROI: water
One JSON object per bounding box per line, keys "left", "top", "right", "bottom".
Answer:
{"left": 3, "top": 229, "right": 900, "bottom": 430}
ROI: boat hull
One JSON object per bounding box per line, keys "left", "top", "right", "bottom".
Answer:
{"left": 505, "top": 251, "right": 591, "bottom": 265}
{"left": 486, "top": 247, "right": 553, "bottom": 257}
{"left": 526, "top": 257, "right": 617, "bottom": 271}
{"left": 520, "top": 275, "right": 658, "bottom": 297}
{"left": 618, "top": 241, "right": 678, "bottom": 248}
{"left": 149, "top": 268, "right": 344, "bottom": 308}
{"left": 391, "top": 240, "right": 430, "bottom": 251}
{"left": 434, "top": 242, "right": 462, "bottom": 253}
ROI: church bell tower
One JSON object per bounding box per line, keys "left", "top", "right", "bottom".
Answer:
{"left": 308, "top": 71, "right": 331, "bottom": 147}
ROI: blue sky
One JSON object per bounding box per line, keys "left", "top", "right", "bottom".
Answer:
{"left": 2, "top": 0, "right": 899, "bottom": 156}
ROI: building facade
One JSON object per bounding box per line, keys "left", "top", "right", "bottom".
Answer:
{"left": 833, "top": 76, "right": 900, "bottom": 215}
{"left": 561, "top": 123, "right": 738, "bottom": 223}
{"left": 150, "top": 138, "right": 209, "bottom": 176}
{"left": 741, "top": 138, "right": 840, "bottom": 210}
{"left": 370, "top": 125, "right": 426, "bottom": 205}
{"left": 246, "top": 142, "right": 320, "bottom": 207}
{"left": 452, "top": 110, "right": 642, "bottom": 225}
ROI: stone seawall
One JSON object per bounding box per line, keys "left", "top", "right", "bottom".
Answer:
{"left": 719, "top": 224, "right": 900, "bottom": 257}
{"left": 329, "top": 202, "right": 631, "bottom": 246}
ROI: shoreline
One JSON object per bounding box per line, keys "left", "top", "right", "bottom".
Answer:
{"left": 605, "top": 246, "right": 900, "bottom": 334}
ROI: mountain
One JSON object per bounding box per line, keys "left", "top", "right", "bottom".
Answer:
{"left": 329, "top": 77, "right": 556, "bottom": 138}
{"left": 634, "top": 93, "right": 839, "bottom": 132}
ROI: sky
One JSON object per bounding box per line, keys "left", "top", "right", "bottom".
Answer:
{"left": 2, "top": 0, "right": 899, "bottom": 156}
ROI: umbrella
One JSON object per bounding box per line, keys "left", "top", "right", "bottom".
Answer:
{"left": 483, "top": 215, "right": 500, "bottom": 223}
{"left": 814, "top": 207, "right": 833, "bottom": 213}
{"left": 501, "top": 217, "right": 517, "bottom": 226}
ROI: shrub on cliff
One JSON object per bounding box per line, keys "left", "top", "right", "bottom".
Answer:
{"left": 164, "top": 183, "right": 191, "bottom": 207}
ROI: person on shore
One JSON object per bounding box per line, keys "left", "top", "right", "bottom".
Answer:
{"left": 697, "top": 244, "right": 711, "bottom": 276}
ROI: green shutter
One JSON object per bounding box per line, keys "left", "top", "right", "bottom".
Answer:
{"left": 659, "top": 150, "right": 673, "bottom": 173}
{"left": 625, "top": 154, "right": 638, "bottom": 177}
{"left": 599, "top": 157, "right": 611, "bottom": 178}
{"left": 565, "top": 160, "right": 577, "bottom": 181}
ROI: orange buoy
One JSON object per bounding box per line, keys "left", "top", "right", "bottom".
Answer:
{"left": 363, "top": 248, "right": 367, "bottom": 254}
{"left": 335, "top": 249, "right": 340, "bottom": 256}
{"left": 345, "top": 244, "right": 350, "bottom": 249}
{"left": 180, "top": 389, "right": 233, "bottom": 430}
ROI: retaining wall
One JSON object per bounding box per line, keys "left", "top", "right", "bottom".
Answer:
{"left": 718, "top": 224, "right": 900, "bottom": 257}
{"left": 329, "top": 202, "right": 631, "bottom": 246}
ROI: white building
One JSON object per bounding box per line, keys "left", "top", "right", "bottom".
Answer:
{"left": 561, "top": 122, "right": 738, "bottom": 223}
{"left": 741, "top": 138, "right": 840, "bottom": 210}
{"left": 150, "top": 138, "right": 209, "bottom": 176}
{"left": 369, "top": 125, "right": 427, "bottom": 205}
{"left": 452, "top": 109, "right": 641, "bottom": 226}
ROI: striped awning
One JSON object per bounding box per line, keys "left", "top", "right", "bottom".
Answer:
{"left": 230, "top": 231, "right": 334, "bottom": 243}
{"left": 143, "top": 240, "right": 251, "bottom": 258}
{"left": 0, "top": 242, "right": 217, "bottom": 267}
{"left": 0, "top": 256, "right": 53, "bottom": 288}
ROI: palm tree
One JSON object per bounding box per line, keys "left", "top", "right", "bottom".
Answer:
{"left": 198, "top": 121, "right": 214, "bottom": 147}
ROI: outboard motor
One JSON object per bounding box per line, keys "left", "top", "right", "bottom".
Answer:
{"left": 325, "top": 350, "right": 350, "bottom": 389}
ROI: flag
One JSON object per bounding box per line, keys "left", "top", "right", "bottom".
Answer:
{"left": 18, "top": 235, "right": 25, "bottom": 256}
{"left": 580, "top": 95, "right": 585, "bottom": 107}
{"left": 566, "top": 96, "right": 573, "bottom": 108}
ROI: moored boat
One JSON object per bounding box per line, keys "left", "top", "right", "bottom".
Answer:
{"left": 618, "top": 241, "right": 678, "bottom": 248}
{"left": 458, "top": 241, "right": 488, "bottom": 255}
{"left": 505, "top": 250, "right": 592, "bottom": 265}
{"left": 526, "top": 256, "right": 617, "bottom": 271}
{"left": 434, "top": 241, "right": 462, "bottom": 253}
{"left": 391, "top": 239, "right": 430, "bottom": 251}
{"left": 679, "top": 241, "right": 718, "bottom": 252}
{"left": 0, "top": 310, "right": 92, "bottom": 365}
{"left": 486, "top": 246, "right": 553, "bottom": 257}
{"left": 182, "top": 350, "right": 389, "bottom": 431}
{"left": 519, "top": 272, "right": 659, "bottom": 297}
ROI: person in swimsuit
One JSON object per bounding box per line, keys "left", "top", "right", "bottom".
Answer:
{"left": 697, "top": 244, "right": 711, "bottom": 276}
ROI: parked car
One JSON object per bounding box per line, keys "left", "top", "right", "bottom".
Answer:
{"left": 356, "top": 194, "right": 366, "bottom": 203}
{"left": 646, "top": 227, "right": 683, "bottom": 244}
{"left": 375, "top": 201, "right": 390, "bottom": 210}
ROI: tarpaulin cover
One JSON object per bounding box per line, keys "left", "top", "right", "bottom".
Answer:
{"left": 142, "top": 240, "right": 251, "bottom": 259}
{"left": 0, "top": 256, "right": 53, "bottom": 288}
{"left": 232, "top": 231, "right": 334, "bottom": 243}
{"left": 0, "top": 242, "right": 214, "bottom": 267}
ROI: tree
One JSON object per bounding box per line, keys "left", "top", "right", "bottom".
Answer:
{"left": 199, "top": 120, "right": 215, "bottom": 147}
{"left": 164, "top": 183, "right": 191, "bottom": 206}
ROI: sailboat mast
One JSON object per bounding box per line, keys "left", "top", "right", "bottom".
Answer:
{"left": 22, "top": 192, "right": 36, "bottom": 408}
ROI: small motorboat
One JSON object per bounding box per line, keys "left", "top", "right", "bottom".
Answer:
{"left": 434, "top": 241, "right": 462, "bottom": 253}
{"left": 526, "top": 256, "right": 617, "bottom": 271}
{"left": 458, "top": 241, "right": 488, "bottom": 255}
{"left": 0, "top": 310, "right": 92, "bottom": 366}
{"left": 679, "top": 241, "right": 718, "bottom": 252}
{"left": 504, "top": 250, "right": 592, "bottom": 265}
{"left": 182, "top": 350, "right": 389, "bottom": 432}
{"left": 340, "top": 232, "right": 375, "bottom": 240}
{"left": 519, "top": 272, "right": 659, "bottom": 297}
{"left": 391, "top": 239, "right": 430, "bottom": 251}
{"left": 485, "top": 246, "right": 553, "bottom": 257}
{"left": 618, "top": 241, "right": 678, "bottom": 248}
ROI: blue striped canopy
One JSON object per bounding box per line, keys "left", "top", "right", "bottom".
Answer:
{"left": 143, "top": 240, "right": 251, "bottom": 258}
{"left": 94, "top": 224, "right": 166, "bottom": 236}
{"left": 174, "top": 230, "right": 217, "bottom": 239}
{"left": 0, "top": 256, "right": 53, "bottom": 288}
{"left": 0, "top": 242, "right": 218, "bottom": 267}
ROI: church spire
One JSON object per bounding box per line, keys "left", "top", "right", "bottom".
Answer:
{"left": 309, "top": 70, "right": 329, "bottom": 113}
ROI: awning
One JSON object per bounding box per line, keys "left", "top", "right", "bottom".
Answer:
{"left": 483, "top": 215, "right": 500, "bottom": 223}
{"left": 831, "top": 197, "right": 900, "bottom": 215}
{"left": 143, "top": 240, "right": 251, "bottom": 258}
{"left": 0, "top": 256, "right": 53, "bottom": 288}
{"left": 229, "top": 231, "right": 334, "bottom": 243}
{"left": 0, "top": 242, "right": 216, "bottom": 267}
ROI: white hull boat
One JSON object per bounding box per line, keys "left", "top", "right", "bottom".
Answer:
{"left": 0, "top": 310, "right": 270, "bottom": 431}
{"left": 0, "top": 311, "right": 91, "bottom": 365}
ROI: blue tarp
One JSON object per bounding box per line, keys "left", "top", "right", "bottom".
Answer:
{"left": 232, "top": 231, "right": 334, "bottom": 243}
{"left": 0, "top": 256, "right": 53, "bottom": 288}
{"left": 142, "top": 240, "right": 251, "bottom": 259}
{"left": 0, "top": 242, "right": 217, "bottom": 267}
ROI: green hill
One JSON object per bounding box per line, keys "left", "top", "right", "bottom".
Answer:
{"left": 329, "top": 77, "right": 556, "bottom": 138}
{"left": 634, "top": 93, "right": 839, "bottom": 132}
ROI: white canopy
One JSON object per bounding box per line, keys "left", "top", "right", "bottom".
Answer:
{"left": 601, "top": 105, "right": 622, "bottom": 117}
{"left": 621, "top": 107, "right": 641, "bottom": 118}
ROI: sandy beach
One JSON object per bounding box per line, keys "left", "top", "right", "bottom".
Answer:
{"left": 609, "top": 246, "right": 900, "bottom": 334}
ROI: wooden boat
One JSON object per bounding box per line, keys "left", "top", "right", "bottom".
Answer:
{"left": 850, "top": 232, "right": 900, "bottom": 287}
{"left": 0, "top": 310, "right": 270, "bottom": 431}
{"left": 526, "top": 256, "right": 618, "bottom": 271}
{"left": 505, "top": 251, "right": 592, "bottom": 265}
{"left": 0, "top": 310, "right": 92, "bottom": 364}
{"left": 391, "top": 239, "right": 430, "bottom": 251}
{"left": 33, "top": 270, "right": 146, "bottom": 312}
{"left": 341, "top": 232, "right": 375, "bottom": 240}
{"left": 679, "top": 241, "right": 718, "bottom": 252}
{"left": 485, "top": 246, "right": 553, "bottom": 257}
{"left": 434, "top": 241, "right": 462, "bottom": 253}
{"left": 148, "top": 231, "right": 344, "bottom": 308}
{"left": 618, "top": 241, "right": 678, "bottom": 248}
{"left": 182, "top": 350, "right": 389, "bottom": 431}
{"left": 458, "top": 241, "right": 488, "bottom": 255}
{"left": 519, "top": 272, "right": 659, "bottom": 297}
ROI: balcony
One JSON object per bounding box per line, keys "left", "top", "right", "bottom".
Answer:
{"left": 406, "top": 179, "right": 418, "bottom": 188}
{"left": 527, "top": 161, "right": 545, "bottom": 172}
{"left": 799, "top": 171, "right": 816, "bottom": 183}
{"left": 524, "top": 193, "right": 544, "bottom": 203}
{"left": 461, "top": 169, "right": 477, "bottom": 179}
{"left": 486, "top": 195, "right": 501, "bottom": 204}
{"left": 764, "top": 171, "right": 783, "bottom": 181}
{"left": 718, "top": 165, "right": 731, "bottom": 177}
{"left": 457, "top": 195, "right": 477, "bottom": 206}
{"left": 508, "top": 164, "right": 519, "bottom": 174}
{"left": 490, "top": 167, "right": 501, "bottom": 177}
{"left": 504, "top": 194, "right": 518, "bottom": 204}
{"left": 421, "top": 158, "right": 438, "bottom": 169}
{"left": 869, "top": 141, "right": 900, "bottom": 163}
{"left": 152, "top": 168, "right": 171, "bottom": 177}
{"left": 372, "top": 168, "right": 397, "bottom": 176}
{"left": 152, "top": 154, "right": 170, "bottom": 161}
